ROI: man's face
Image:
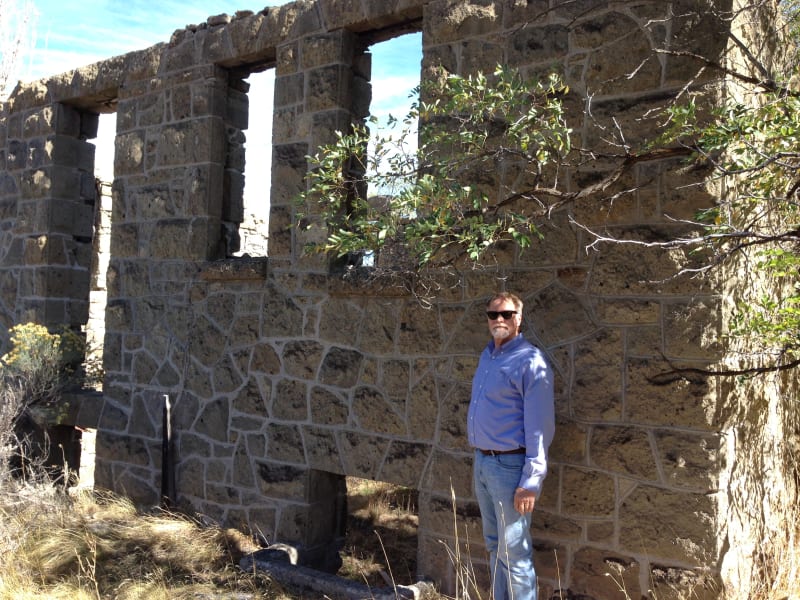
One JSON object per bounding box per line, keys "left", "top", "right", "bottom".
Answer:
{"left": 486, "top": 297, "right": 522, "bottom": 346}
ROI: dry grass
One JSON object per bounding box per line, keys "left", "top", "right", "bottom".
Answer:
{"left": 339, "top": 477, "right": 419, "bottom": 588}
{"left": 0, "top": 477, "right": 426, "bottom": 600}
{"left": 4, "top": 474, "right": 796, "bottom": 600}
{"left": 0, "top": 485, "right": 293, "bottom": 599}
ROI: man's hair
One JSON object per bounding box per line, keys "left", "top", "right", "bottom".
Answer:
{"left": 486, "top": 292, "right": 523, "bottom": 312}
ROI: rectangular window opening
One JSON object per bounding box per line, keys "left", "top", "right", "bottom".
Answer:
{"left": 341, "top": 476, "right": 419, "bottom": 586}
{"left": 339, "top": 31, "right": 422, "bottom": 271}
{"left": 227, "top": 67, "right": 275, "bottom": 259}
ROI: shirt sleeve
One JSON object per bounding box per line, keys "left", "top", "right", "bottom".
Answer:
{"left": 518, "top": 351, "right": 555, "bottom": 496}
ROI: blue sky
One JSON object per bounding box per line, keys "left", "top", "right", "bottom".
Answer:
{"left": 18, "top": 0, "right": 421, "bottom": 116}
{"left": 8, "top": 0, "right": 421, "bottom": 211}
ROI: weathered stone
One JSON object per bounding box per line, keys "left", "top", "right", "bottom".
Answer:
{"left": 303, "top": 426, "right": 343, "bottom": 473}
{"left": 256, "top": 461, "right": 307, "bottom": 500}
{"left": 407, "top": 373, "right": 438, "bottom": 442}
{"left": 655, "top": 431, "right": 724, "bottom": 491}
{"left": 319, "top": 346, "right": 362, "bottom": 388}
{"left": 590, "top": 425, "right": 659, "bottom": 481}
{"left": 561, "top": 467, "right": 616, "bottom": 517}
{"left": 266, "top": 423, "right": 305, "bottom": 464}
{"left": 663, "top": 298, "right": 724, "bottom": 360}
{"left": 250, "top": 342, "right": 282, "bottom": 374}
{"left": 570, "top": 547, "right": 642, "bottom": 599}
{"left": 194, "top": 398, "right": 230, "bottom": 443}
{"left": 626, "top": 358, "right": 718, "bottom": 429}
{"left": 352, "top": 386, "right": 405, "bottom": 435}
{"left": 310, "top": 386, "right": 348, "bottom": 425}
{"left": 339, "top": 432, "right": 389, "bottom": 479}
{"left": 272, "top": 378, "right": 309, "bottom": 421}
{"left": 619, "top": 485, "right": 719, "bottom": 562}
{"left": 377, "top": 441, "right": 431, "bottom": 488}
{"left": 212, "top": 354, "right": 244, "bottom": 393}
{"left": 572, "top": 328, "right": 623, "bottom": 421}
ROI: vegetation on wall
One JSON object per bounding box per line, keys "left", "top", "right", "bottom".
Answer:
{"left": 298, "top": 2, "right": 799, "bottom": 367}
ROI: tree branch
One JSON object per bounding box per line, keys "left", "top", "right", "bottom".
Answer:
{"left": 648, "top": 354, "right": 800, "bottom": 385}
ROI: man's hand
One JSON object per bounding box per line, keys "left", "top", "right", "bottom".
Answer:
{"left": 514, "top": 487, "right": 536, "bottom": 514}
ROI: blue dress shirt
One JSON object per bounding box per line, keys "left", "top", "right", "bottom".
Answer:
{"left": 468, "top": 333, "right": 555, "bottom": 496}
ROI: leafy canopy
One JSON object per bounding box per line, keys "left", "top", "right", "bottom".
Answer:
{"left": 298, "top": 66, "right": 571, "bottom": 267}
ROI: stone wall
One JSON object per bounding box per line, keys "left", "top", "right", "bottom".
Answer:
{"left": 0, "top": 1, "right": 786, "bottom": 598}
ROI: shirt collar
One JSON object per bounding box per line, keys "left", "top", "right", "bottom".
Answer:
{"left": 488, "top": 333, "right": 524, "bottom": 354}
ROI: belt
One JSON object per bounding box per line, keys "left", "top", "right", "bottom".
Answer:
{"left": 478, "top": 447, "right": 526, "bottom": 456}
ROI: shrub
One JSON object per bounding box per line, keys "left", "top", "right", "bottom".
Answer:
{"left": 0, "top": 323, "right": 91, "bottom": 484}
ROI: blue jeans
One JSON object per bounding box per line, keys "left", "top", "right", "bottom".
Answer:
{"left": 473, "top": 450, "right": 537, "bottom": 600}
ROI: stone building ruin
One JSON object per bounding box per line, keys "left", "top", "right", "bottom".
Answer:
{"left": 1, "top": 1, "right": 795, "bottom": 598}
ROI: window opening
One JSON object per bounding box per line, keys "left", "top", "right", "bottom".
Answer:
{"left": 76, "top": 110, "right": 116, "bottom": 491}
{"left": 351, "top": 32, "right": 423, "bottom": 269}
{"left": 340, "top": 476, "right": 419, "bottom": 586}
{"left": 232, "top": 68, "right": 274, "bottom": 258}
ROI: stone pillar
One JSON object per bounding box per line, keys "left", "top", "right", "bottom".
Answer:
{"left": 0, "top": 101, "right": 96, "bottom": 330}
{"left": 96, "top": 60, "right": 233, "bottom": 503}
{"left": 270, "top": 28, "right": 360, "bottom": 270}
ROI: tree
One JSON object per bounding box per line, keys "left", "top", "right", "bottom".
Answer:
{"left": 298, "top": 2, "right": 799, "bottom": 365}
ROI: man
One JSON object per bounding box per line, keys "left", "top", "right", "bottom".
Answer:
{"left": 468, "top": 291, "right": 555, "bottom": 600}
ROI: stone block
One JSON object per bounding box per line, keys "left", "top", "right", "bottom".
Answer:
{"left": 594, "top": 298, "right": 660, "bottom": 326}
{"left": 460, "top": 39, "right": 506, "bottom": 74}
{"left": 572, "top": 328, "right": 624, "bottom": 421}
{"left": 6, "top": 139, "right": 27, "bottom": 170}
{"left": 319, "top": 346, "right": 363, "bottom": 387}
{"left": 626, "top": 358, "right": 717, "bottom": 429}
{"left": 549, "top": 418, "right": 587, "bottom": 465}
{"left": 228, "top": 12, "right": 278, "bottom": 62}
{"left": 213, "top": 354, "right": 245, "bottom": 393}
{"left": 663, "top": 298, "right": 723, "bottom": 360}
{"left": 195, "top": 398, "right": 230, "bottom": 443}
{"left": 425, "top": 0, "right": 500, "bottom": 44}
{"left": 570, "top": 546, "right": 642, "bottom": 599}
{"left": 353, "top": 385, "right": 405, "bottom": 435}
{"left": 561, "top": 466, "right": 615, "bottom": 517}
{"left": 417, "top": 493, "right": 483, "bottom": 541}
{"left": 303, "top": 426, "right": 344, "bottom": 473}
{"left": 339, "top": 432, "right": 389, "bottom": 479}
{"left": 300, "top": 31, "right": 354, "bottom": 70}
{"left": 273, "top": 378, "right": 310, "bottom": 421}
{"left": 276, "top": 42, "right": 299, "bottom": 77}
{"left": 95, "top": 431, "right": 150, "bottom": 467}
{"left": 503, "top": 0, "right": 550, "bottom": 29}
{"left": 274, "top": 0, "right": 323, "bottom": 40}
{"left": 437, "top": 381, "right": 471, "bottom": 452}
{"left": 275, "top": 73, "right": 305, "bottom": 110}
{"left": 131, "top": 352, "right": 159, "bottom": 386}
{"left": 318, "top": 0, "right": 366, "bottom": 32}
{"left": 114, "top": 131, "right": 145, "bottom": 174}
{"left": 377, "top": 440, "right": 431, "bottom": 487}
{"left": 310, "top": 386, "right": 348, "bottom": 425}
{"left": 256, "top": 461, "right": 307, "bottom": 500}
{"left": 408, "top": 372, "right": 438, "bottom": 442}
{"left": 176, "top": 457, "right": 206, "bottom": 499}
{"left": 22, "top": 106, "right": 55, "bottom": 138}
{"left": 147, "top": 217, "right": 214, "bottom": 260}
{"left": 655, "top": 431, "right": 723, "bottom": 491}
{"left": 154, "top": 118, "right": 226, "bottom": 166}
{"left": 305, "top": 65, "right": 352, "bottom": 112}
{"left": 590, "top": 425, "right": 659, "bottom": 481}
{"left": 532, "top": 538, "right": 569, "bottom": 584}
{"left": 422, "top": 449, "right": 472, "bottom": 498}
{"left": 619, "top": 485, "right": 720, "bottom": 563}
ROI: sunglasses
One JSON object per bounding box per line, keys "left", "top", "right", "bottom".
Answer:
{"left": 486, "top": 310, "right": 517, "bottom": 320}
